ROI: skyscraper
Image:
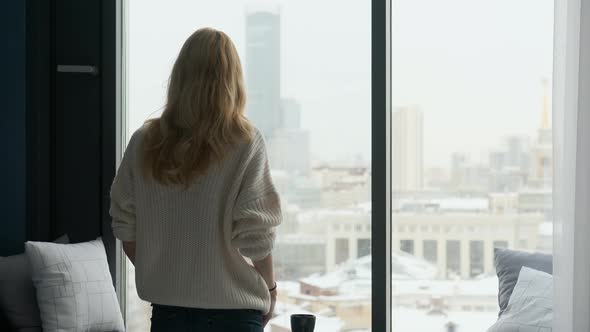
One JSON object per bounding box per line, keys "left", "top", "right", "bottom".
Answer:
{"left": 246, "top": 9, "right": 281, "bottom": 140}
{"left": 268, "top": 99, "right": 311, "bottom": 175}
{"left": 529, "top": 79, "right": 553, "bottom": 188}
{"left": 505, "top": 136, "right": 530, "bottom": 171}
{"left": 280, "top": 98, "right": 302, "bottom": 129}
{"left": 393, "top": 106, "right": 424, "bottom": 191}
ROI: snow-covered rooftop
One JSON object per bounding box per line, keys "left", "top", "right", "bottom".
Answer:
{"left": 285, "top": 204, "right": 301, "bottom": 213}
{"left": 276, "top": 234, "right": 326, "bottom": 244}
{"left": 391, "top": 250, "right": 439, "bottom": 280}
{"left": 271, "top": 252, "right": 502, "bottom": 331}
{"left": 395, "top": 197, "right": 490, "bottom": 212}
{"left": 393, "top": 275, "right": 499, "bottom": 297}
{"left": 300, "top": 252, "right": 440, "bottom": 293}
{"left": 277, "top": 281, "right": 301, "bottom": 296}
{"left": 300, "top": 255, "right": 371, "bottom": 291}
{"left": 297, "top": 208, "right": 370, "bottom": 224}
{"left": 392, "top": 308, "right": 498, "bottom": 331}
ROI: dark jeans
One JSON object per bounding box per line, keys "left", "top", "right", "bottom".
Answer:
{"left": 150, "top": 304, "right": 264, "bottom": 332}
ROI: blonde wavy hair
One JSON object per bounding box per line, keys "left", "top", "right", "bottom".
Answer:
{"left": 142, "top": 28, "right": 252, "bottom": 187}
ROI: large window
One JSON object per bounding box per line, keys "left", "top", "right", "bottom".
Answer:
{"left": 119, "top": 0, "right": 554, "bottom": 330}
{"left": 123, "top": 0, "right": 371, "bottom": 330}
{"left": 391, "top": 0, "right": 554, "bottom": 329}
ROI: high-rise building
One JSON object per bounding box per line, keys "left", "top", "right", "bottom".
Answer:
{"left": 529, "top": 79, "right": 553, "bottom": 188}
{"left": 247, "top": 13, "right": 312, "bottom": 176}
{"left": 505, "top": 136, "right": 530, "bottom": 171}
{"left": 488, "top": 137, "right": 529, "bottom": 193}
{"left": 393, "top": 106, "right": 424, "bottom": 191}
{"left": 269, "top": 128, "right": 311, "bottom": 175}
{"left": 280, "top": 98, "right": 301, "bottom": 129}
{"left": 246, "top": 9, "right": 281, "bottom": 140}
{"left": 450, "top": 153, "right": 469, "bottom": 188}
{"left": 268, "top": 99, "right": 311, "bottom": 175}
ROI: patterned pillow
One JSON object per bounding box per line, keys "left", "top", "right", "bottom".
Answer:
{"left": 25, "top": 238, "right": 124, "bottom": 332}
{"left": 487, "top": 267, "right": 552, "bottom": 332}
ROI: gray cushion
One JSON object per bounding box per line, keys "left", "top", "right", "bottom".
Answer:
{"left": 0, "top": 234, "right": 68, "bottom": 331}
{"left": 494, "top": 247, "right": 552, "bottom": 316}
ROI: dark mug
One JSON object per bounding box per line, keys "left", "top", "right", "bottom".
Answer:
{"left": 290, "top": 314, "right": 316, "bottom": 332}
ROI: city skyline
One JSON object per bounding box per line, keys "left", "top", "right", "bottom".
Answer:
{"left": 127, "top": 0, "right": 371, "bottom": 164}
{"left": 124, "top": 0, "right": 555, "bottom": 330}
{"left": 128, "top": 0, "right": 553, "bottom": 165}
{"left": 392, "top": 0, "right": 553, "bottom": 168}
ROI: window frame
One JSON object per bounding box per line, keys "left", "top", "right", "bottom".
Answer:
{"left": 114, "top": 0, "right": 127, "bottom": 320}
{"left": 114, "top": 0, "right": 392, "bottom": 329}
{"left": 372, "top": 0, "right": 392, "bottom": 330}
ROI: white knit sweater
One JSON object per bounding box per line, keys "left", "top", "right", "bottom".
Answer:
{"left": 109, "top": 126, "right": 281, "bottom": 313}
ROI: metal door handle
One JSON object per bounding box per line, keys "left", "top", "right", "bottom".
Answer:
{"left": 56, "top": 65, "right": 99, "bottom": 76}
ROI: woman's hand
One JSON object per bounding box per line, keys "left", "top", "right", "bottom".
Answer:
{"left": 122, "top": 241, "right": 136, "bottom": 265}
{"left": 263, "top": 289, "right": 277, "bottom": 327}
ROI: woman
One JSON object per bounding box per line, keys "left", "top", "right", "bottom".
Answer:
{"left": 109, "top": 28, "right": 281, "bottom": 331}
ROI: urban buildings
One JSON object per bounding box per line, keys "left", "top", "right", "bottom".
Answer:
{"left": 392, "top": 212, "right": 543, "bottom": 278}
{"left": 393, "top": 106, "right": 424, "bottom": 192}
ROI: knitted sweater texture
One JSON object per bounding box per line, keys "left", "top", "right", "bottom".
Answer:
{"left": 109, "top": 126, "right": 281, "bottom": 312}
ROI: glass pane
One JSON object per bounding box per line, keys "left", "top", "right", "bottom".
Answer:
{"left": 124, "top": 1, "right": 371, "bottom": 331}
{"left": 391, "top": 0, "right": 554, "bottom": 329}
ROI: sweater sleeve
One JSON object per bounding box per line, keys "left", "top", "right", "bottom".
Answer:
{"left": 109, "top": 132, "right": 139, "bottom": 242}
{"left": 231, "top": 133, "right": 282, "bottom": 261}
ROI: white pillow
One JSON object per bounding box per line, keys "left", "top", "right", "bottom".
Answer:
{"left": 25, "top": 238, "right": 125, "bottom": 332}
{"left": 487, "top": 266, "right": 552, "bottom": 332}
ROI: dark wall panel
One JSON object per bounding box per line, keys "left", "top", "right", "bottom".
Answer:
{"left": 24, "top": 0, "right": 118, "bottom": 282}
{"left": 2, "top": 0, "right": 117, "bottom": 273}
{"left": 26, "top": 0, "right": 53, "bottom": 243}
{"left": 0, "top": 0, "right": 27, "bottom": 256}
{"left": 53, "top": 0, "right": 102, "bottom": 243}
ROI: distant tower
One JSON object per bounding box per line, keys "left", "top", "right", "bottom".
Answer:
{"left": 246, "top": 9, "right": 281, "bottom": 140}
{"left": 529, "top": 79, "right": 553, "bottom": 187}
{"left": 541, "top": 79, "right": 550, "bottom": 132}
{"left": 393, "top": 106, "right": 424, "bottom": 191}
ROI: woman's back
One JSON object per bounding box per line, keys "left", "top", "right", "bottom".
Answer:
{"left": 111, "top": 125, "right": 280, "bottom": 311}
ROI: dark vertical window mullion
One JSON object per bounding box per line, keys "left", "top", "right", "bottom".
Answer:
{"left": 372, "top": 0, "right": 389, "bottom": 330}
{"left": 101, "top": 0, "right": 118, "bottom": 286}
{"left": 49, "top": 0, "right": 57, "bottom": 240}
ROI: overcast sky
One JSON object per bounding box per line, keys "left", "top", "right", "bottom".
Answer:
{"left": 127, "top": 0, "right": 553, "bottom": 168}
